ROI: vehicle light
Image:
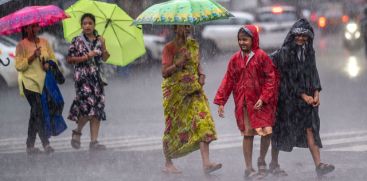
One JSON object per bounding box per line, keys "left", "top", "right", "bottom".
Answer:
{"left": 310, "top": 12, "right": 318, "bottom": 22}
{"left": 346, "top": 56, "right": 360, "bottom": 78}
{"left": 8, "top": 52, "right": 15, "bottom": 58}
{"left": 346, "top": 23, "right": 358, "bottom": 33}
{"left": 342, "top": 15, "right": 349, "bottom": 24}
{"left": 318, "top": 17, "right": 327, "bottom": 28}
{"left": 345, "top": 32, "right": 352, "bottom": 40}
{"left": 272, "top": 6, "right": 283, "bottom": 14}
{"left": 355, "top": 31, "right": 361, "bottom": 39}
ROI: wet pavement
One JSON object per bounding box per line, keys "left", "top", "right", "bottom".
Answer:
{"left": 0, "top": 31, "right": 367, "bottom": 181}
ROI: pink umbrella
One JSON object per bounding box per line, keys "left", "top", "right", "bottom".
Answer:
{"left": 0, "top": 5, "right": 69, "bottom": 35}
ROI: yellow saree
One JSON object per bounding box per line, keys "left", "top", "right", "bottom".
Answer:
{"left": 162, "top": 39, "right": 217, "bottom": 159}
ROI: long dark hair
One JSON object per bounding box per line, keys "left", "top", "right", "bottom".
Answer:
{"left": 21, "top": 26, "right": 28, "bottom": 39}
{"left": 81, "top": 13, "right": 98, "bottom": 36}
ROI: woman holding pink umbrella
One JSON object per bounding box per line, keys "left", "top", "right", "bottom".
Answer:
{"left": 0, "top": 5, "right": 69, "bottom": 154}
{"left": 15, "top": 23, "right": 57, "bottom": 154}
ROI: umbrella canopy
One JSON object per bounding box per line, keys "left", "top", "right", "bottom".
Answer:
{"left": 134, "top": 0, "right": 233, "bottom": 25}
{"left": 63, "top": 0, "right": 145, "bottom": 66}
{"left": 0, "top": 5, "right": 69, "bottom": 35}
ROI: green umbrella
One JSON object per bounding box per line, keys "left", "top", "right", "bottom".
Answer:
{"left": 63, "top": 0, "right": 145, "bottom": 66}
{"left": 134, "top": 0, "right": 233, "bottom": 25}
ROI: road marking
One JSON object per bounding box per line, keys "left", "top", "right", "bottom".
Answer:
{"left": 0, "top": 130, "right": 366, "bottom": 154}
{"left": 325, "top": 144, "right": 367, "bottom": 152}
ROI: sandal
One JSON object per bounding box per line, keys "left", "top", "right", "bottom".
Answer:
{"left": 269, "top": 162, "right": 288, "bottom": 176}
{"left": 204, "top": 163, "right": 222, "bottom": 174}
{"left": 257, "top": 158, "right": 268, "bottom": 179}
{"left": 71, "top": 130, "right": 82, "bottom": 149}
{"left": 244, "top": 168, "right": 257, "bottom": 179}
{"left": 316, "top": 162, "right": 335, "bottom": 177}
{"left": 89, "top": 141, "right": 106, "bottom": 151}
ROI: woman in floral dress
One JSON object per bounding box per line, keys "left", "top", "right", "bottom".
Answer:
{"left": 67, "top": 13, "right": 110, "bottom": 151}
{"left": 161, "top": 25, "right": 221, "bottom": 174}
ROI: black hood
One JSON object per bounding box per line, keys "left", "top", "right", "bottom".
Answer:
{"left": 282, "top": 19, "right": 314, "bottom": 48}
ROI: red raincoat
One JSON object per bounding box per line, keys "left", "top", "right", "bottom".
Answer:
{"left": 214, "top": 25, "right": 279, "bottom": 131}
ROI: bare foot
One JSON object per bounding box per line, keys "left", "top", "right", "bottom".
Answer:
{"left": 204, "top": 162, "right": 222, "bottom": 174}
{"left": 162, "top": 163, "right": 182, "bottom": 174}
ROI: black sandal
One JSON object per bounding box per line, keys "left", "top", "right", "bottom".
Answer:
{"left": 269, "top": 162, "right": 288, "bottom": 176}
{"left": 316, "top": 162, "right": 335, "bottom": 177}
{"left": 71, "top": 130, "right": 82, "bottom": 149}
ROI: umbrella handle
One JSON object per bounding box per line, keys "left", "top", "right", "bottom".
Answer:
{"left": 0, "top": 57, "right": 10, "bottom": 66}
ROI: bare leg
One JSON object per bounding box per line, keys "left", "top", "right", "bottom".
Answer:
{"left": 164, "top": 157, "right": 181, "bottom": 173}
{"left": 271, "top": 147, "right": 279, "bottom": 166}
{"left": 90, "top": 116, "right": 100, "bottom": 142}
{"left": 200, "top": 142, "right": 210, "bottom": 167}
{"left": 200, "top": 142, "right": 222, "bottom": 174}
{"left": 243, "top": 136, "right": 254, "bottom": 170}
{"left": 72, "top": 116, "right": 89, "bottom": 141}
{"left": 259, "top": 134, "right": 271, "bottom": 163}
{"left": 306, "top": 128, "right": 321, "bottom": 167}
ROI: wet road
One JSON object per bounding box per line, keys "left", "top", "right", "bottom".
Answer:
{"left": 0, "top": 31, "right": 367, "bottom": 181}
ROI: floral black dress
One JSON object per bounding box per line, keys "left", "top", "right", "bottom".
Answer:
{"left": 67, "top": 35, "right": 106, "bottom": 122}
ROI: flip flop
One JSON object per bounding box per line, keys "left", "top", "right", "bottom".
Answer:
{"left": 204, "top": 163, "right": 222, "bottom": 174}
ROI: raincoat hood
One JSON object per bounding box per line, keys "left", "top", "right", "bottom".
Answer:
{"left": 282, "top": 19, "right": 314, "bottom": 48}
{"left": 238, "top": 25, "right": 259, "bottom": 51}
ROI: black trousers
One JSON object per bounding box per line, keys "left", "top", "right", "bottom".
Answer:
{"left": 23, "top": 85, "right": 49, "bottom": 148}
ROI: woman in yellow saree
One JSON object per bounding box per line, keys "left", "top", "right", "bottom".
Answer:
{"left": 161, "top": 25, "right": 221, "bottom": 174}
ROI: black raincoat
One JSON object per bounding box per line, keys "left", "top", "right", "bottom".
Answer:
{"left": 270, "top": 19, "right": 322, "bottom": 152}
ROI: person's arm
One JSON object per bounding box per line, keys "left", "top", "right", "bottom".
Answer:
{"left": 66, "top": 38, "right": 89, "bottom": 64}
{"left": 67, "top": 54, "right": 89, "bottom": 64}
{"left": 213, "top": 56, "right": 236, "bottom": 106}
{"left": 161, "top": 45, "right": 188, "bottom": 78}
{"left": 43, "top": 40, "right": 57, "bottom": 70}
{"left": 198, "top": 62, "right": 206, "bottom": 85}
{"left": 310, "top": 53, "right": 322, "bottom": 92}
{"left": 98, "top": 36, "right": 110, "bottom": 62}
{"left": 310, "top": 53, "right": 321, "bottom": 106}
{"left": 197, "top": 46, "right": 204, "bottom": 77}
{"left": 15, "top": 42, "right": 36, "bottom": 72}
{"left": 269, "top": 49, "right": 281, "bottom": 68}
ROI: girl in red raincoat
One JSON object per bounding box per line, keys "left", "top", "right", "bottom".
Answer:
{"left": 214, "top": 25, "right": 278, "bottom": 178}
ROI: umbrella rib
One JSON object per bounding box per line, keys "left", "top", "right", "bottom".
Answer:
{"left": 112, "top": 23, "right": 138, "bottom": 39}
{"left": 110, "top": 24, "right": 125, "bottom": 62}
{"left": 93, "top": 1, "right": 108, "bottom": 20}
{"left": 109, "top": 20, "right": 132, "bottom": 22}
{"left": 101, "top": 5, "right": 117, "bottom": 35}
{"left": 66, "top": 26, "right": 83, "bottom": 38}
{"left": 68, "top": 10, "right": 105, "bottom": 20}
{"left": 189, "top": 0, "right": 195, "bottom": 25}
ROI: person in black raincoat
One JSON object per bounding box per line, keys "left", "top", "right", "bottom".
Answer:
{"left": 269, "top": 19, "right": 335, "bottom": 177}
